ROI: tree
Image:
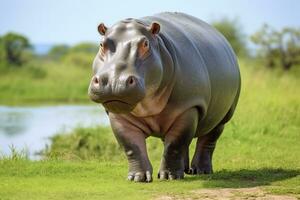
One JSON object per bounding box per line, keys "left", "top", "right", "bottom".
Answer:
{"left": 1, "top": 32, "right": 31, "bottom": 66}
{"left": 0, "top": 37, "right": 6, "bottom": 61}
{"left": 48, "top": 44, "right": 69, "bottom": 60}
{"left": 0, "top": 37, "right": 7, "bottom": 69}
{"left": 212, "top": 18, "right": 248, "bottom": 56}
{"left": 251, "top": 25, "right": 300, "bottom": 70}
{"left": 70, "top": 43, "right": 98, "bottom": 54}
{"left": 62, "top": 43, "right": 98, "bottom": 67}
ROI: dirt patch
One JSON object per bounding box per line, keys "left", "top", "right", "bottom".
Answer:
{"left": 155, "top": 187, "right": 297, "bottom": 200}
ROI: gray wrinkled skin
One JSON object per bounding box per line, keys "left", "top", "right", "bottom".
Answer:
{"left": 88, "top": 12, "right": 241, "bottom": 182}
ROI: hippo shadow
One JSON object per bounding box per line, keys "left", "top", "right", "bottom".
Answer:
{"left": 183, "top": 168, "right": 300, "bottom": 188}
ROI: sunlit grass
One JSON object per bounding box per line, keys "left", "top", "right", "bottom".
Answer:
{"left": 0, "top": 58, "right": 93, "bottom": 105}
{"left": 0, "top": 59, "right": 299, "bottom": 199}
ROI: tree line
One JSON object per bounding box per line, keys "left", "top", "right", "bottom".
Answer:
{"left": 0, "top": 33, "right": 98, "bottom": 69}
{"left": 212, "top": 18, "right": 300, "bottom": 71}
{"left": 1, "top": 19, "right": 300, "bottom": 71}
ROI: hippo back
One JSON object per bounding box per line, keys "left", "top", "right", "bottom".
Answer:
{"left": 141, "top": 12, "right": 241, "bottom": 134}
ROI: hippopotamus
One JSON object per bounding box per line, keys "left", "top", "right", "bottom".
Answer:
{"left": 88, "top": 12, "right": 241, "bottom": 182}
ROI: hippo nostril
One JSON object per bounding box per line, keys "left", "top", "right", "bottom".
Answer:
{"left": 93, "top": 76, "right": 99, "bottom": 85}
{"left": 126, "top": 76, "right": 137, "bottom": 87}
{"left": 129, "top": 77, "right": 134, "bottom": 85}
{"left": 92, "top": 74, "right": 109, "bottom": 88}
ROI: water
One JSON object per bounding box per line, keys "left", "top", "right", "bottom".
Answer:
{"left": 0, "top": 105, "right": 110, "bottom": 159}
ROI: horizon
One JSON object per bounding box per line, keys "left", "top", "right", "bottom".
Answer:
{"left": 1, "top": 0, "right": 300, "bottom": 52}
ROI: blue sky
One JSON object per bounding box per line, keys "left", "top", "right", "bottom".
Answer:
{"left": 0, "top": 0, "right": 299, "bottom": 45}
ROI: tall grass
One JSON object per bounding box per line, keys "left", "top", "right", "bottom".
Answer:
{"left": 0, "top": 145, "right": 29, "bottom": 160}
{"left": 40, "top": 126, "right": 123, "bottom": 161}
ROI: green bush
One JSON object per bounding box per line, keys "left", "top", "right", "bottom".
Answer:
{"left": 251, "top": 24, "right": 300, "bottom": 70}
{"left": 69, "top": 43, "right": 98, "bottom": 54}
{"left": 27, "top": 65, "right": 47, "bottom": 79}
{"left": 0, "top": 32, "right": 32, "bottom": 66}
{"left": 41, "top": 126, "right": 124, "bottom": 161}
{"left": 63, "top": 51, "right": 95, "bottom": 68}
{"left": 48, "top": 44, "right": 69, "bottom": 60}
{"left": 63, "top": 42, "right": 98, "bottom": 67}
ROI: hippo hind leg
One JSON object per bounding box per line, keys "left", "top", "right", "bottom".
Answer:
{"left": 189, "top": 85, "right": 240, "bottom": 175}
{"left": 189, "top": 123, "right": 224, "bottom": 174}
{"left": 189, "top": 98, "right": 239, "bottom": 175}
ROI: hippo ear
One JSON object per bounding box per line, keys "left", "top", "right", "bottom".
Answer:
{"left": 98, "top": 23, "right": 108, "bottom": 36}
{"left": 149, "top": 22, "right": 160, "bottom": 35}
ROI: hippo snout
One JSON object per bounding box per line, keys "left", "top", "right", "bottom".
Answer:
{"left": 88, "top": 74, "right": 145, "bottom": 113}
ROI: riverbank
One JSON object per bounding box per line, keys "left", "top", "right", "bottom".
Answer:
{"left": 0, "top": 105, "right": 109, "bottom": 158}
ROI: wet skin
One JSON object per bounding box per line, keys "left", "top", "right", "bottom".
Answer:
{"left": 88, "top": 12, "right": 241, "bottom": 182}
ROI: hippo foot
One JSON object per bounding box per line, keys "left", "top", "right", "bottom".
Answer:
{"left": 190, "top": 158, "right": 213, "bottom": 175}
{"left": 189, "top": 165, "right": 212, "bottom": 174}
{"left": 158, "top": 170, "right": 184, "bottom": 180}
{"left": 127, "top": 170, "right": 152, "bottom": 182}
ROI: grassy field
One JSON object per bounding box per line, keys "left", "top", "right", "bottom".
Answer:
{"left": 0, "top": 59, "right": 300, "bottom": 199}
{"left": 0, "top": 58, "right": 92, "bottom": 105}
{"left": 0, "top": 159, "right": 299, "bottom": 200}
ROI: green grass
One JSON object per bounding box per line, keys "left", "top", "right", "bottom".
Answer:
{"left": 0, "top": 59, "right": 300, "bottom": 199}
{"left": 0, "top": 58, "right": 92, "bottom": 105}
{"left": 0, "top": 160, "right": 299, "bottom": 199}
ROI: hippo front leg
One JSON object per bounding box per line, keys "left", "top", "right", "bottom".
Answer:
{"left": 109, "top": 114, "right": 153, "bottom": 182}
{"left": 158, "top": 108, "right": 198, "bottom": 180}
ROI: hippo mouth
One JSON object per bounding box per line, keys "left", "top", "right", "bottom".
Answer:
{"left": 103, "top": 99, "right": 135, "bottom": 113}
{"left": 103, "top": 99, "right": 131, "bottom": 105}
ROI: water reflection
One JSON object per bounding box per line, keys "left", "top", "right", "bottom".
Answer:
{"left": 0, "top": 111, "right": 30, "bottom": 136}
{"left": 0, "top": 105, "right": 109, "bottom": 159}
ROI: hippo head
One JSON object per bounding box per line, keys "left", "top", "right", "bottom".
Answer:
{"left": 88, "top": 19, "right": 163, "bottom": 114}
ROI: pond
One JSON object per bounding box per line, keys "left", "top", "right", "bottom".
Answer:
{"left": 0, "top": 105, "right": 110, "bottom": 159}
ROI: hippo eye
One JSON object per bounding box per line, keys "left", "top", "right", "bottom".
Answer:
{"left": 100, "top": 42, "right": 106, "bottom": 50}
{"left": 144, "top": 40, "right": 149, "bottom": 48}
{"left": 138, "top": 39, "right": 150, "bottom": 59}
{"left": 99, "top": 42, "right": 106, "bottom": 58}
